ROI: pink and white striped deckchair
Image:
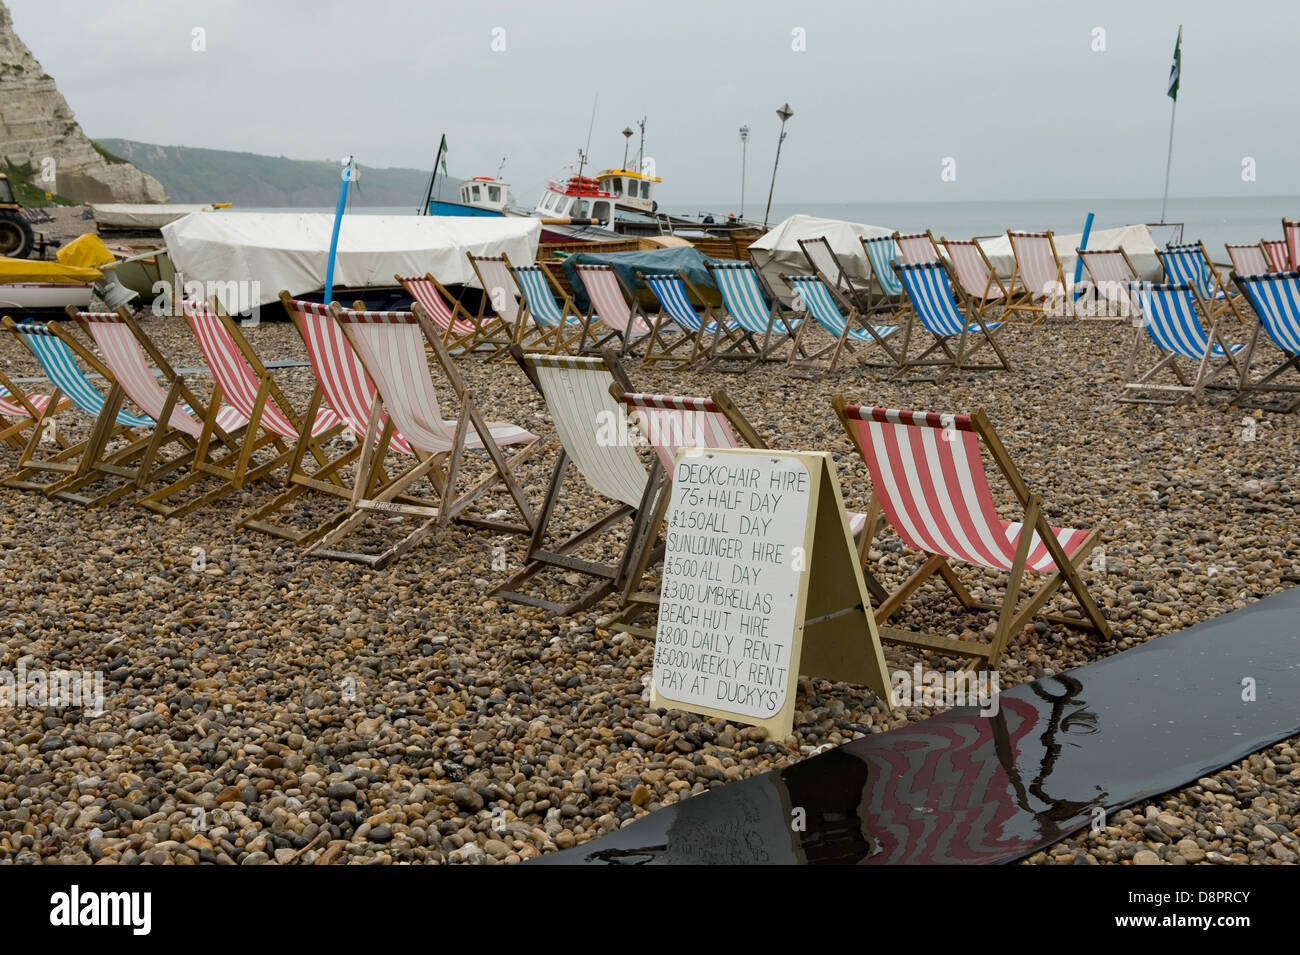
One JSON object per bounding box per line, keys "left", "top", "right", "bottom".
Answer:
{"left": 1225, "top": 243, "right": 1272, "bottom": 276}
{"left": 1262, "top": 239, "right": 1290, "bottom": 273}
{"left": 305, "top": 301, "right": 544, "bottom": 567}
{"left": 1077, "top": 248, "right": 1142, "bottom": 322}
{"left": 467, "top": 252, "right": 526, "bottom": 359}
{"left": 833, "top": 398, "right": 1110, "bottom": 670}
{"left": 940, "top": 237, "right": 1018, "bottom": 319}
{"left": 1284, "top": 219, "right": 1300, "bottom": 270}
{"left": 894, "top": 230, "right": 942, "bottom": 266}
{"left": 397, "top": 272, "right": 511, "bottom": 358}
{"left": 0, "top": 369, "right": 66, "bottom": 449}
{"left": 572, "top": 264, "right": 652, "bottom": 356}
{"left": 1007, "top": 230, "right": 1072, "bottom": 322}
{"left": 138, "top": 300, "right": 346, "bottom": 519}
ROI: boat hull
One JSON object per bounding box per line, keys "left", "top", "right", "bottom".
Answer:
{"left": 427, "top": 200, "right": 505, "bottom": 218}
{"left": 0, "top": 282, "right": 94, "bottom": 310}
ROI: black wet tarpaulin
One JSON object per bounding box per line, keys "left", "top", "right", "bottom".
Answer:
{"left": 537, "top": 588, "right": 1300, "bottom": 864}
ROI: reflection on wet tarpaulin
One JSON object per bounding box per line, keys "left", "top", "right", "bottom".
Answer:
{"left": 535, "top": 588, "right": 1300, "bottom": 865}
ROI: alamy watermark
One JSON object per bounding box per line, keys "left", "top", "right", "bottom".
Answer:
{"left": 1, "top": 656, "right": 105, "bottom": 715}
{"left": 890, "top": 664, "right": 1000, "bottom": 716}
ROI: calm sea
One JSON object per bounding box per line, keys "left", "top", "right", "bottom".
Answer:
{"left": 243, "top": 195, "right": 1298, "bottom": 260}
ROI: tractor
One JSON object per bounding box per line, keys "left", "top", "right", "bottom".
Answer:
{"left": 0, "top": 172, "right": 37, "bottom": 259}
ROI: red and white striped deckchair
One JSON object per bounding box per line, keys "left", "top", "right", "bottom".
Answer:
{"left": 306, "top": 301, "right": 544, "bottom": 568}
{"left": 1006, "top": 231, "right": 1072, "bottom": 322}
{"left": 397, "top": 272, "right": 509, "bottom": 358}
{"left": 1284, "top": 219, "right": 1300, "bottom": 270}
{"left": 467, "top": 252, "right": 526, "bottom": 359}
{"left": 1225, "top": 243, "right": 1272, "bottom": 276}
{"left": 572, "top": 264, "right": 652, "bottom": 356}
{"left": 940, "top": 237, "right": 1018, "bottom": 320}
{"left": 50, "top": 306, "right": 247, "bottom": 507}
{"left": 0, "top": 368, "right": 66, "bottom": 449}
{"left": 138, "top": 299, "right": 347, "bottom": 519}
{"left": 1262, "top": 239, "right": 1290, "bottom": 273}
{"left": 894, "top": 230, "right": 942, "bottom": 266}
{"left": 833, "top": 399, "right": 1110, "bottom": 670}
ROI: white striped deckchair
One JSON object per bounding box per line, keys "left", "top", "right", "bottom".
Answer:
{"left": 860, "top": 235, "right": 911, "bottom": 321}
{"left": 572, "top": 264, "right": 652, "bottom": 356}
{"left": 52, "top": 307, "right": 248, "bottom": 506}
{"left": 0, "top": 370, "right": 66, "bottom": 449}
{"left": 705, "top": 261, "right": 801, "bottom": 366}
{"left": 611, "top": 386, "right": 886, "bottom": 613}
{"left": 1225, "top": 243, "right": 1272, "bottom": 277}
{"left": 1006, "top": 230, "right": 1071, "bottom": 322}
{"left": 891, "top": 261, "right": 1011, "bottom": 381}
{"left": 137, "top": 300, "right": 347, "bottom": 519}
{"left": 511, "top": 263, "right": 592, "bottom": 355}
{"left": 494, "top": 347, "right": 660, "bottom": 614}
{"left": 940, "top": 237, "right": 1019, "bottom": 320}
{"left": 783, "top": 273, "right": 902, "bottom": 375}
{"left": 1157, "top": 242, "right": 1247, "bottom": 326}
{"left": 1077, "top": 248, "right": 1142, "bottom": 322}
{"left": 1262, "top": 239, "right": 1291, "bottom": 273}
{"left": 638, "top": 270, "right": 741, "bottom": 368}
{"left": 306, "top": 302, "right": 543, "bottom": 567}
{"left": 397, "top": 273, "right": 510, "bottom": 358}
{"left": 797, "top": 236, "right": 873, "bottom": 310}
{"left": 467, "top": 253, "right": 526, "bottom": 356}
{"left": 1120, "top": 282, "right": 1246, "bottom": 406}
{"left": 894, "top": 230, "right": 942, "bottom": 266}
{"left": 833, "top": 399, "right": 1110, "bottom": 671}
{"left": 1284, "top": 219, "right": 1300, "bottom": 270}
{"left": 1231, "top": 271, "right": 1300, "bottom": 412}
{"left": 1, "top": 316, "right": 163, "bottom": 504}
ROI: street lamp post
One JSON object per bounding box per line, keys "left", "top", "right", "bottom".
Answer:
{"left": 763, "top": 103, "right": 793, "bottom": 229}
{"left": 622, "top": 126, "right": 634, "bottom": 171}
{"left": 739, "top": 125, "right": 749, "bottom": 220}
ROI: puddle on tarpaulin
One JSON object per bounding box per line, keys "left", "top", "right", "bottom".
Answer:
{"left": 534, "top": 588, "right": 1300, "bottom": 865}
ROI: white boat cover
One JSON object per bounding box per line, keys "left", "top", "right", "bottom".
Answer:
{"left": 161, "top": 213, "right": 542, "bottom": 311}
{"left": 747, "top": 214, "right": 894, "bottom": 304}
{"left": 979, "top": 224, "right": 1161, "bottom": 283}
{"left": 91, "top": 204, "right": 222, "bottom": 229}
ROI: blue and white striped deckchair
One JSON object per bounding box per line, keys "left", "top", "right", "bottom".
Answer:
{"left": 1157, "top": 242, "right": 1245, "bottom": 327}
{"left": 706, "top": 262, "right": 801, "bottom": 366}
{"left": 892, "top": 262, "right": 1011, "bottom": 381}
{"left": 783, "top": 274, "right": 902, "bottom": 375}
{"left": 1231, "top": 271, "right": 1300, "bottom": 412}
{"left": 511, "top": 264, "right": 591, "bottom": 355}
{"left": 2, "top": 317, "right": 158, "bottom": 502}
{"left": 1121, "top": 283, "right": 1246, "bottom": 405}
{"left": 639, "top": 271, "right": 741, "bottom": 368}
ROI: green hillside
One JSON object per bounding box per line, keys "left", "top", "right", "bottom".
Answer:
{"left": 95, "top": 139, "right": 459, "bottom": 208}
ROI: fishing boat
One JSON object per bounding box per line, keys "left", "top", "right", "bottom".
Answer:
{"left": 0, "top": 257, "right": 97, "bottom": 310}
{"left": 427, "top": 176, "right": 509, "bottom": 218}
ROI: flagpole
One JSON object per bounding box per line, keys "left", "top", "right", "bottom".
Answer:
{"left": 1159, "top": 25, "right": 1182, "bottom": 224}
{"left": 1159, "top": 97, "right": 1177, "bottom": 224}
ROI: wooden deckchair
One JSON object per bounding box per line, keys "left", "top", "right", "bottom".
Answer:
{"left": 638, "top": 270, "right": 741, "bottom": 369}
{"left": 1157, "top": 242, "right": 1249, "bottom": 327}
{"left": 1231, "top": 271, "right": 1300, "bottom": 413}
{"left": 797, "top": 236, "right": 874, "bottom": 312}
{"left": 1, "top": 315, "right": 173, "bottom": 505}
{"left": 705, "top": 261, "right": 802, "bottom": 367}
{"left": 860, "top": 235, "right": 913, "bottom": 322}
{"left": 137, "top": 300, "right": 347, "bottom": 519}
{"left": 493, "top": 346, "right": 661, "bottom": 613}
{"left": 784, "top": 273, "right": 902, "bottom": 375}
{"left": 572, "top": 263, "right": 653, "bottom": 356}
{"left": 467, "top": 252, "right": 527, "bottom": 358}
{"left": 1119, "top": 282, "right": 1246, "bottom": 406}
{"left": 894, "top": 230, "right": 943, "bottom": 265}
{"left": 397, "top": 272, "right": 511, "bottom": 358}
{"left": 0, "top": 368, "right": 67, "bottom": 450}
{"left": 833, "top": 399, "right": 1111, "bottom": 671}
{"left": 891, "top": 261, "right": 1011, "bottom": 381}
{"left": 1262, "top": 239, "right": 1291, "bottom": 273}
{"left": 511, "top": 262, "right": 594, "bottom": 355}
{"left": 1006, "top": 230, "right": 1071, "bottom": 322}
{"left": 1225, "top": 243, "right": 1272, "bottom": 277}
{"left": 305, "top": 301, "right": 544, "bottom": 567}
{"left": 1284, "top": 219, "right": 1300, "bottom": 270}
{"left": 1077, "top": 248, "right": 1142, "bottom": 323}
{"left": 940, "top": 236, "right": 1022, "bottom": 321}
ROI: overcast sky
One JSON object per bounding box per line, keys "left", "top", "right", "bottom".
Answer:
{"left": 10, "top": 0, "right": 1300, "bottom": 206}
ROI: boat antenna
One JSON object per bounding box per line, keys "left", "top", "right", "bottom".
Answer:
{"left": 497, "top": 156, "right": 507, "bottom": 181}
{"left": 637, "top": 117, "right": 646, "bottom": 174}
{"left": 420, "top": 133, "right": 447, "bottom": 216}
{"left": 583, "top": 93, "right": 599, "bottom": 175}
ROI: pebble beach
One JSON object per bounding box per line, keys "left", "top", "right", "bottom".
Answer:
{"left": 0, "top": 212, "right": 1297, "bottom": 866}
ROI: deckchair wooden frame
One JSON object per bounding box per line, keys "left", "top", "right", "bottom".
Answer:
{"left": 572, "top": 263, "right": 653, "bottom": 357}
{"left": 704, "top": 261, "right": 802, "bottom": 368}
{"left": 137, "top": 300, "right": 347, "bottom": 520}
{"left": 0, "top": 367, "right": 68, "bottom": 450}
{"left": 637, "top": 269, "right": 743, "bottom": 369}
{"left": 833, "top": 397, "right": 1110, "bottom": 671}
{"left": 1230, "top": 270, "right": 1300, "bottom": 413}
{"left": 305, "top": 301, "right": 544, "bottom": 568}
{"left": 467, "top": 252, "right": 529, "bottom": 361}
{"left": 1262, "top": 239, "right": 1290, "bottom": 273}
{"left": 397, "top": 272, "right": 512, "bottom": 359}
{"left": 1284, "top": 219, "right": 1300, "bottom": 271}
{"left": 783, "top": 272, "right": 904, "bottom": 376}
{"left": 1076, "top": 248, "right": 1142, "bottom": 324}
{"left": 1119, "top": 281, "right": 1246, "bottom": 406}
{"left": 890, "top": 261, "right": 1012, "bottom": 382}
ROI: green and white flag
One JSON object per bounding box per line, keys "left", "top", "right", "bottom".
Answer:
{"left": 438, "top": 135, "right": 449, "bottom": 175}
{"left": 1167, "top": 26, "right": 1182, "bottom": 101}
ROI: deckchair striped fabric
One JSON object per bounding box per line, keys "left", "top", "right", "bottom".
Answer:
{"left": 861, "top": 236, "right": 904, "bottom": 295}
{"left": 1263, "top": 240, "right": 1290, "bottom": 273}
{"left": 530, "top": 355, "right": 647, "bottom": 508}
{"left": 514, "top": 266, "right": 585, "bottom": 329}
{"left": 797, "top": 236, "right": 857, "bottom": 296}
{"left": 1285, "top": 220, "right": 1300, "bottom": 270}
{"left": 1233, "top": 271, "right": 1300, "bottom": 356}
{"left": 77, "top": 312, "right": 246, "bottom": 438}
{"left": 183, "top": 301, "right": 341, "bottom": 439}
{"left": 573, "top": 265, "right": 649, "bottom": 336}
{"left": 10, "top": 322, "right": 154, "bottom": 429}
{"left": 1132, "top": 284, "right": 1243, "bottom": 360}
{"left": 786, "top": 274, "right": 897, "bottom": 342}
{"left": 468, "top": 255, "right": 522, "bottom": 328}
{"left": 710, "top": 263, "right": 788, "bottom": 334}
{"left": 1225, "top": 244, "right": 1271, "bottom": 276}
{"left": 1077, "top": 249, "right": 1141, "bottom": 317}
{"left": 0, "top": 383, "right": 57, "bottom": 419}
{"left": 642, "top": 273, "right": 735, "bottom": 335}
{"left": 895, "top": 232, "right": 940, "bottom": 266}
{"left": 281, "top": 298, "right": 413, "bottom": 454}
{"left": 896, "top": 263, "right": 1002, "bottom": 337}
{"left": 1007, "top": 231, "right": 1066, "bottom": 302}
{"left": 944, "top": 239, "right": 1005, "bottom": 302}
{"left": 1158, "top": 244, "right": 1233, "bottom": 302}
{"left": 331, "top": 310, "right": 536, "bottom": 453}
{"left": 397, "top": 275, "right": 478, "bottom": 338}
{"left": 838, "top": 405, "right": 1089, "bottom": 573}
